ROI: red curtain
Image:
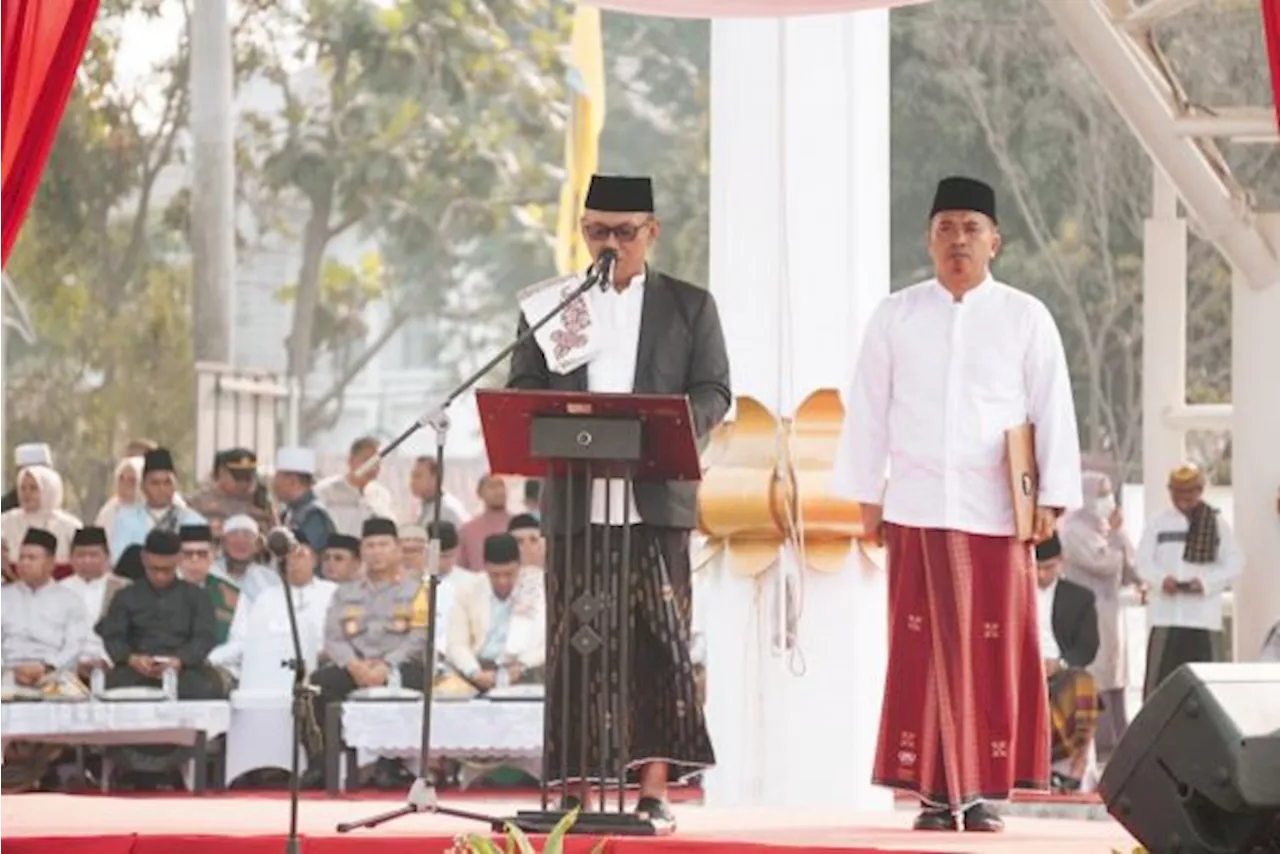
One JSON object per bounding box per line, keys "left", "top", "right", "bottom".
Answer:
{"left": 2, "top": 0, "right": 99, "bottom": 265}
{"left": 1265, "top": 0, "right": 1280, "bottom": 132}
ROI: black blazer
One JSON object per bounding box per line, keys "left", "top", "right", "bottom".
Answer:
{"left": 506, "top": 271, "right": 732, "bottom": 533}
{"left": 1052, "top": 578, "right": 1100, "bottom": 670}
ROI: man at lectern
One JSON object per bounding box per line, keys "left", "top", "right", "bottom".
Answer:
{"left": 833, "top": 176, "right": 1082, "bottom": 832}
{"left": 507, "top": 174, "right": 730, "bottom": 823}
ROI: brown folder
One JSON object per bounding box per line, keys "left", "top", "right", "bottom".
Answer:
{"left": 1005, "top": 422, "right": 1038, "bottom": 542}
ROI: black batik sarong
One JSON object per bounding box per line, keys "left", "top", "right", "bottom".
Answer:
{"left": 544, "top": 524, "right": 714, "bottom": 786}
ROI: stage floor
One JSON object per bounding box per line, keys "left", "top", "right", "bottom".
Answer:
{"left": 1, "top": 792, "right": 1136, "bottom": 854}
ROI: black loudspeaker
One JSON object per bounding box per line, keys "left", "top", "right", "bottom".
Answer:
{"left": 1100, "top": 662, "right": 1280, "bottom": 853}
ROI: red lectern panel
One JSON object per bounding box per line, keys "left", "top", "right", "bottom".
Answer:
{"left": 475, "top": 388, "right": 701, "bottom": 482}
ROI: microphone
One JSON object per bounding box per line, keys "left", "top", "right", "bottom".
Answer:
{"left": 265, "top": 526, "right": 298, "bottom": 561}
{"left": 592, "top": 248, "right": 618, "bottom": 289}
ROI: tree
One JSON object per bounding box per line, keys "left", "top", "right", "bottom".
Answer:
{"left": 239, "top": 0, "right": 570, "bottom": 435}
{"left": 890, "top": 0, "right": 1277, "bottom": 480}
{"left": 2, "top": 0, "right": 196, "bottom": 517}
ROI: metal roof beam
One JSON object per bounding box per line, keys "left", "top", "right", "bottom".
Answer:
{"left": 1041, "top": 0, "right": 1279, "bottom": 290}
{"left": 1172, "top": 108, "right": 1279, "bottom": 141}
{"left": 1118, "top": 0, "right": 1209, "bottom": 31}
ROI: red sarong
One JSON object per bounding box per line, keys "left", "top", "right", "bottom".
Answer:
{"left": 873, "top": 524, "right": 1050, "bottom": 809}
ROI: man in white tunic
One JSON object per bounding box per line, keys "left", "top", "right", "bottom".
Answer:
{"left": 1136, "top": 463, "right": 1244, "bottom": 699}
{"left": 834, "top": 176, "right": 1082, "bottom": 832}
{"left": 507, "top": 174, "right": 730, "bottom": 824}
{"left": 59, "top": 526, "right": 129, "bottom": 666}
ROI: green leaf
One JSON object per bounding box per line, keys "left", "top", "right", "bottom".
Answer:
{"left": 543, "top": 807, "right": 580, "bottom": 854}
{"left": 462, "top": 833, "right": 501, "bottom": 854}
{"left": 501, "top": 821, "right": 537, "bottom": 854}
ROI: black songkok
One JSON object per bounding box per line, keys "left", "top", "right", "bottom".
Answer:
{"left": 427, "top": 520, "right": 459, "bottom": 552}
{"left": 144, "top": 528, "right": 181, "bottom": 556}
{"left": 143, "top": 447, "right": 176, "bottom": 475}
{"left": 72, "top": 526, "right": 109, "bottom": 549}
{"left": 325, "top": 534, "right": 361, "bottom": 555}
{"left": 483, "top": 532, "right": 520, "bottom": 566}
{"left": 1034, "top": 533, "right": 1063, "bottom": 564}
{"left": 584, "top": 174, "right": 654, "bottom": 213}
{"left": 508, "top": 513, "right": 540, "bottom": 534}
{"left": 115, "top": 545, "right": 146, "bottom": 581}
{"left": 179, "top": 524, "right": 213, "bottom": 544}
{"left": 292, "top": 528, "right": 312, "bottom": 549}
{"left": 930, "top": 176, "right": 997, "bottom": 224}
{"left": 22, "top": 527, "right": 58, "bottom": 554}
{"left": 361, "top": 516, "right": 398, "bottom": 540}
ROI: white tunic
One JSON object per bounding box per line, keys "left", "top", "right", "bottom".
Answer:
{"left": 314, "top": 476, "right": 395, "bottom": 538}
{"left": 1135, "top": 507, "right": 1244, "bottom": 632}
{"left": 585, "top": 271, "right": 646, "bottom": 526}
{"left": 834, "top": 277, "right": 1082, "bottom": 536}
{"left": 1, "top": 580, "right": 90, "bottom": 670}
{"left": 1036, "top": 578, "right": 1061, "bottom": 660}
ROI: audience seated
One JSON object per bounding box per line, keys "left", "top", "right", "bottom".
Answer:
{"left": 59, "top": 526, "right": 129, "bottom": 672}
{"left": 1035, "top": 534, "right": 1101, "bottom": 793}
{"left": 320, "top": 533, "right": 362, "bottom": 583}
{"left": 178, "top": 524, "right": 241, "bottom": 644}
{"left": 446, "top": 533, "right": 545, "bottom": 689}
{"left": 304, "top": 517, "right": 425, "bottom": 787}
{"left": 95, "top": 529, "right": 225, "bottom": 700}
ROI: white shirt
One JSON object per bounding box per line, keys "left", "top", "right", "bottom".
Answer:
{"left": 585, "top": 271, "right": 646, "bottom": 526}
{"left": 1136, "top": 507, "right": 1244, "bottom": 631}
{"left": 834, "top": 277, "right": 1082, "bottom": 535}
{"left": 208, "top": 578, "right": 337, "bottom": 678}
{"left": 1, "top": 580, "right": 90, "bottom": 670}
{"left": 60, "top": 574, "right": 110, "bottom": 625}
{"left": 315, "top": 476, "right": 395, "bottom": 538}
{"left": 1037, "top": 578, "right": 1061, "bottom": 660}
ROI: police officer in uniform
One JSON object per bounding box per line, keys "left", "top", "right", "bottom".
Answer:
{"left": 304, "top": 517, "right": 424, "bottom": 787}
{"left": 273, "top": 447, "right": 336, "bottom": 556}
{"left": 186, "top": 449, "right": 277, "bottom": 535}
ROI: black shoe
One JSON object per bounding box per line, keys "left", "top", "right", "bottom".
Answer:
{"left": 1050, "top": 771, "right": 1082, "bottom": 793}
{"left": 635, "top": 796, "right": 675, "bottom": 825}
{"left": 912, "top": 808, "right": 958, "bottom": 831}
{"left": 963, "top": 802, "right": 1004, "bottom": 832}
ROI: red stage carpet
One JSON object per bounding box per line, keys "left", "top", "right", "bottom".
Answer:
{"left": 1, "top": 792, "right": 1137, "bottom": 854}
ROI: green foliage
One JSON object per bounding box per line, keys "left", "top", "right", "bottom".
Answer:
{"left": 3, "top": 1, "right": 199, "bottom": 516}
{"left": 448, "top": 809, "right": 608, "bottom": 854}
{"left": 240, "top": 0, "right": 570, "bottom": 432}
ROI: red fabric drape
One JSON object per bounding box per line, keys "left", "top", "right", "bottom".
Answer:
{"left": 1265, "top": 0, "right": 1280, "bottom": 132}
{"left": 2, "top": 0, "right": 99, "bottom": 265}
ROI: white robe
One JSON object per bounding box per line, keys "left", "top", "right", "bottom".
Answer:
{"left": 1135, "top": 507, "right": 1244, "bottom": 632}
{"left": 833, "top": 277, "right": 1082, "bottom": 535}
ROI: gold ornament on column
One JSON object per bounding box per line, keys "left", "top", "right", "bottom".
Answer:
{"left": 696, "top": 389, "right": 879, "bottom": 577}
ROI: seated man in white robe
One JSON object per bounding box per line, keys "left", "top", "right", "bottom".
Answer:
{"left": 446, "top": 533, "right": 545, "bottom": 688}
{"left": 209, "top": 531, "right": 336, "bottom": 683}
{"left": 59, "top": 526, "right": 130, "bottom": 672}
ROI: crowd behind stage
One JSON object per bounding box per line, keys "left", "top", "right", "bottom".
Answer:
{"left": 2, "top": 438, "right": 1278, "bottom": 795}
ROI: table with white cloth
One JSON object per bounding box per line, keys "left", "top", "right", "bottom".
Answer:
{"left": 332, "top": 698, "right": 543, "bottom": 793}
{"left": 0, "top": 700, "right": 231, "bottom": 792}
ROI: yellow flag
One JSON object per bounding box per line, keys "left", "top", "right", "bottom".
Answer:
{"left": 555, "top": 6, "right": 606, "bottom": 276}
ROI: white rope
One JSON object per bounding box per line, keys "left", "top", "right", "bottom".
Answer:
{"left": 771, "top": 17, "right": 806, "bottom": 679}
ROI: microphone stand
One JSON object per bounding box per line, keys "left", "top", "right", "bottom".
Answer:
{"left": 275, "top": 553, "right": 317, "bottom": 854}
{"left": 335, "top": 262, "right": 610, "bottom": 835}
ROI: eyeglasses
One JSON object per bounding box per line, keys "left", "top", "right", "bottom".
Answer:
{"left": 581, "top": 220, "right": 651, "bottom": 243}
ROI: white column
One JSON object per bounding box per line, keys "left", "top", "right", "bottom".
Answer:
{"left": 704, "top": 10, "right": 891, "bottom": 811}
{"left": 1141, "top": 168, "right": 1187, "bottom": 515}
{"left": 1230, "top": 212, "right": 1280, "bottom": 660}
{"left": 189, "top": 0, "right": 236, "bottom": 364}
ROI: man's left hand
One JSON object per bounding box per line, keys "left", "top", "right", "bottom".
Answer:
{"left": 1186, "top": 578, "right": 1205, "bottom": 594}
{"left": 1033, "top": 507, "right": 1059, "bottom": 543}
{"left": 506, "top": 662, "right": 523, "bottom": 684}
{"left": 1043, "top": 658, "right": 1061, "bottom": 678}
{"left": 14, "top": 663, "right": 46, "bottom": 686}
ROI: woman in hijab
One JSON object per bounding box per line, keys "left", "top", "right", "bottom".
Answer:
{"left": 0, "top": 464, "right": 83, "bottom": 571}
{"left": 95, "top": 456, "right": 144, "bottom": 536}
{"left": 1059, "top": 471, "right": 1140, "bottom": 757}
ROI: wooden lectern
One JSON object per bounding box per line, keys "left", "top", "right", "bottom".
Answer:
{"left": 476, "top": 388, "right": 702, "bottom": 835}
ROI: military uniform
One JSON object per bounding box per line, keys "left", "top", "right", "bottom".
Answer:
{"left": 186, "top": 449, "right": 276, "bottom": 533}
{"left": 307, "top": 574, "right": 427, "bottom": 765}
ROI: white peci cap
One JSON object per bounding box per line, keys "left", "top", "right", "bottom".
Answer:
{"left": 14, "top": 443, "right": 52, "bottom": 468}
{"left": 275, "top": 446, "right": 316, "bottom": 476}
